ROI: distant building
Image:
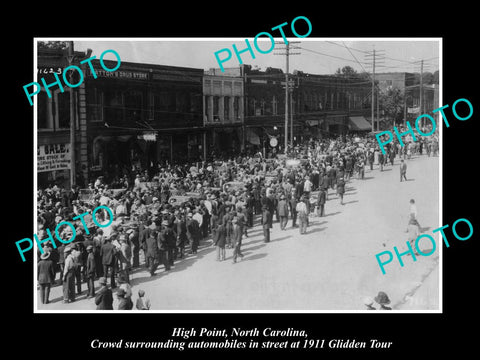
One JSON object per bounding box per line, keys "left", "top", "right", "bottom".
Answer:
{"left": 83, "top": 59, "right": 204, "bottom": 182}
{"left": 203, "top": 70, "right": 244, "bottom": 158}
{"left": 375, "top": 72, "right": 439, "bottom": 126}
{"left": 375, "top": 72, "right": 415, "bottom": 94}
{"left": 37, "top": 46, "right": 87, "bottom": 189}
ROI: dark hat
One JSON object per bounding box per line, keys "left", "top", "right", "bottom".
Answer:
{"left": 374, "top": 291, "right": 391, "bottom": 305}
{"left": 118, "top": 274, "right": 127, "bottom": 284}
{"left": 117, "top": 288, "right": 126, "bottom": 297}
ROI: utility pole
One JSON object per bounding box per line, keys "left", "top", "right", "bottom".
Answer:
{"left": 419, "top": 59, "right": 424, "bottom": 128}
{"left": 365, "top": 49, "right": 384, "bottom": 132}
{"left": 371, "top": 49, "right": 375, "bottom": 132}
{"left": 274, "top": 41, "right": 299, "bottom": 153}
{"left": 285, "top": 43, "right": 289, "bottom": 151}
{"left": 67, "top": 41, "right": 76, "bottom": 188}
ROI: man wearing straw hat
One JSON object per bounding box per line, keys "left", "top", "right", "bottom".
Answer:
{"left": 38, "top": 251, "right": 55, "bottom": 304}
{"left": 62, "top": 245, "right": 76, "bottom": 303}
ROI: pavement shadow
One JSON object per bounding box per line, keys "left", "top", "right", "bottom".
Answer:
{"left": 305, "top": 226, "right": 327, "bottom": 235}
{"left": 242, "top": 243, "right": 267, "bottom": 253}
{"left": 39, "top": 286, "right": 100, "bottom": 306}
{"left": 131, "top": 242, "right": 218, "bottom": 286}
{"left": 324, "top": 211, "right": 341, "bottom": 217}
{"left": 242, "top": 253, "right": 268, "bottom": 262}
{"left": 362, "top": 176, "right": 375, "bottom": 180}
{"left": 271, "top": 235, "right": 293, "bottom": 242}
{"left": 343, "top": 200, "right": 359, "bottom": 205}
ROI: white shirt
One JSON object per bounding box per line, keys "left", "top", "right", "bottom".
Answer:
{"left": 409, "top": 204, "right": 418, "bottom": 219}
{"left": 296, "top": 202, "right": 307, "bottom": 214}
{"left": 193, "top": 212, "right": 203, "bottom": 227}
{"left": 304, "top": 179, "right": 312, "bottom": 192}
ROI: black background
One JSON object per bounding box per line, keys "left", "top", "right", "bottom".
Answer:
{"left": 7, "top": 4, "right": 478, "bottom": 358}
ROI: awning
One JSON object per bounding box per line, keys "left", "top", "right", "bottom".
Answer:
{"left": 305, "top": 119, "right": 322, "bottom": 127}
{"left": 349, "top": 116, "right": 371, "bottom": 131}
{"left": 246, "top": 128, "right": 261, "bottom": 145}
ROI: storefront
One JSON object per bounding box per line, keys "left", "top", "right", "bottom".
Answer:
{"left": 83, "top": 59, "right": 204, "bottom": 181}
{"left": 37, "top": 142, "right": 71, "bottom": 188}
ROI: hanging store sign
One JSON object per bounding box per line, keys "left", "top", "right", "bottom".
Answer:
{"left": 269, "top": 137, "right": 278, "bottom": 147}
{"left": 137, "top": 132, "right": 157, "bottom": 141}
{"left": 91, "top": 69, "right": 149, "bottom": 80}
{"left": 37, "top": 143, "right": 71, "bottom": 172}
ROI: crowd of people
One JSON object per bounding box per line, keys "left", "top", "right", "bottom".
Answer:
{"left": 36, "top": 129, "right": 439, "bottom": 310}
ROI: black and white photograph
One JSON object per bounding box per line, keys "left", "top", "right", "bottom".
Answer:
{"left": 7, "top": 6, "right": 478, "bottom": 357}
{"left": 33, "top": 38, "right": 441, "bottom": 312}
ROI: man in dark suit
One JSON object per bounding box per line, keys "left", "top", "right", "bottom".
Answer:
{"left": 145, "top": 230, "right": 159, "bottom": 276}
{"left": 231, "top": 217, "right": 244, "bottom": 263}
{"left": 116, "top": 288, "right": 133, "bottom": 310}
{"left": 174, "top": 213, "right": 187, "bottom": 260}
{"left": 245, "top": 192, "right": 255, "bottom": 227}
{"left": 400, "top": 160, "right": 408, "bottom": 182}
{"left": 99, "top": 237, "right": 116, "bottom": 288}
{"left": 85, "top": 245, "right": 96, "bottom": 298}
{"left": 37, "top": 252, "right": 55, "bottom": 304}
{"left": 186, "top": 213, "right": 200, "bottom": 254}
{"left": 277, "top": 194, "right": 289, "bottom": 230}
{"left": 289, "top": 190, "right": 298, "bottom": 228}
{"left": 261, "top": 204, "right": 272, "bottom": 243}
{"left": 157, "top": 222, "right": 172, "bottom": 272}
{"left": 95, "top": 277, "right": 113, "bottom": 310}
{"left": 213, "top": 222, "right": 226, "bottom": 261}
{"left": 317, "top": 188, "right": 326, "bottom": 217}
{"left": 138, "top": 219, "right": 153, "bottom": 268}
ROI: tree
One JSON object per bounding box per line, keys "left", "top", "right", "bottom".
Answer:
{"left": 38, "top": 41, "right": 68, "bottom": 50}
{"left": 379, "top": 87, "right": 404, "bottom": 127}
{"left": 335, "top": 65, "right": 358, "bottom": 78}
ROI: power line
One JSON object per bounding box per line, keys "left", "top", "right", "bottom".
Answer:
{"left": 299, "top": 46, "right": 370, "bottom": 65}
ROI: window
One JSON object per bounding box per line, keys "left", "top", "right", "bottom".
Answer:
{"left": 104, "top": 89, "right": 124, "bottom": 125}
{"left": 56, "top": 91, "right": 71, "bottom": 129}
{"left": 87, "top": 87, "right": 103, "bottom": 122}
{"left": 37, "top": 91, "right": 50, "bottom": 130}
{"left": 213, "top": 96, "right": 220, "bottom": 122}
{"left": 224, "top": 96, "right": 230, "bottom": 121}
{"left": 124, "top": 89, "right": 143, "bottom": 123}
{"left": 233, "top": 97, "right": 239, "bottom": 120}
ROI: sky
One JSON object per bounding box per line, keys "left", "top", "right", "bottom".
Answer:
{"left": 68, "top": 38, "right": 440, "bottom": 76}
